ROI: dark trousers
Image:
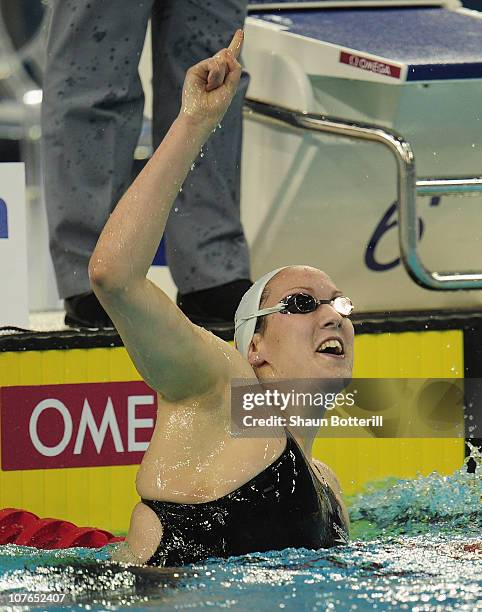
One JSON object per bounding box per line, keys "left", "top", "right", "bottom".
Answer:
{"left": 41, "top": 0, "right": 250, "bottom": 298}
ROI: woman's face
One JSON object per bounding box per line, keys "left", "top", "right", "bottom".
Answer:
{"left": 249, "top": 266, "right": 354, "bottom": 379}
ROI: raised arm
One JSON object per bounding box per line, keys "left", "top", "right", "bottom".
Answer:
{"left": 89, "top": 32, "right": 246, "bottom": 401}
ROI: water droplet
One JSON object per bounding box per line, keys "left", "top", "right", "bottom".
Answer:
{"left": 93, "top": 31, "right": 106, "bottom": 43}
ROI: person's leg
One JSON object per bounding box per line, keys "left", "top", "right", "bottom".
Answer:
{"left": 41, "top": 0, "right": 153, "bottom": 323}
{"left": 151, "top": 0, "right": 251, "bottom": 325}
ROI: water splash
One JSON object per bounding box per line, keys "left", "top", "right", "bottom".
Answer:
{"left": 0, "top": 450, "right": 480, "bottom": 610}
{"left": 349, "top": 443, "right": 481, "bottom": 539}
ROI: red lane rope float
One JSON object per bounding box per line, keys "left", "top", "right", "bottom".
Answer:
{"left": 0, "top": 508, "right": 39, "bottom": 544}
{"left": 56, "top": 527, "right": 109, "bottom": 549}
{"left": 15, "top": 518, "right": 78, "bottom": 549}
{"left": 0, "top": 508, "right": 125, "bottom": 548}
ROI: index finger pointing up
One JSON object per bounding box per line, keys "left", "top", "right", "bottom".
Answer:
{"left": 228, "top": 29, "right": 244, "bottom": 60}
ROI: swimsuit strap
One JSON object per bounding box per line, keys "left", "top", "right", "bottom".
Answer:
{"left": 141, "top": 428, "right": 348, "bottom": 565}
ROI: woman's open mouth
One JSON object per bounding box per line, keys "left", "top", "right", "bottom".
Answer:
{"left": 315, "top": 337, "right": 345, "bottom": 358}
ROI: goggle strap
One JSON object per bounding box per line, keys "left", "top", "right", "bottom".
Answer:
{"left": 235, "top": 303, "right": 285, "bottom": 328}
{"left": 235, "top": 296, "right": 353, "bottom": 330}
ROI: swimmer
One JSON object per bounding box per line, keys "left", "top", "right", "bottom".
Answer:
{"left": 89, "top": 30, "right": 352, "bottom": 566}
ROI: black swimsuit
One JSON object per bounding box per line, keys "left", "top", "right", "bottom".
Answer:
{"left": 141, "top": 430, "right": 348, "bottom": 566}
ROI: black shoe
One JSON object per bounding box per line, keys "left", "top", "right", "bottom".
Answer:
{"left": 177, "top": 279, "right": 252, "bottom": 341}
{"left": 64, "top": 292, "right": 114, "bottom": 329}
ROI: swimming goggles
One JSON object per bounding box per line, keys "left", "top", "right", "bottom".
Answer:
{"left": 242, "top": 293, "right": 354, "bottom": 322}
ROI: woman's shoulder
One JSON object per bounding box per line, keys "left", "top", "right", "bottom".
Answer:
{"left": 312, "top": 459, "right": 344, "bottom": 499}
{"left": 197, "top": 326, "right": 255, "bottom": 380}
{"left": 312, "top": 458, "right": 350, "bottom": 530}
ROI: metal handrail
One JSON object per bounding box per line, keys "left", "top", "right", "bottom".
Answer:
{"left": 247, "top": 0, "right": 454, "bottom": 11}
{"left": 416, "top": 177, "right": 482, "bottom": 196}
{"left": 244, "top": 98, "right": 482, "bottom": 290}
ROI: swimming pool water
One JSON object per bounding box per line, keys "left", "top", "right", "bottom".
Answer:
{"left": 1, "top": 447, "right": 480, "bottom": 611}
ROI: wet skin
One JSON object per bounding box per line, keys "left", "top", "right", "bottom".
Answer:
{"left": 89, "top": 30, "right": 351, "bottom": 563}
{"left": 248, "top": 266, "right": 355, "bottom": 381}
{"left": 117, "top": 266, "right": 353, "bottom": 564}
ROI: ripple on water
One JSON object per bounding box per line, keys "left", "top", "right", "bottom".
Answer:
{"left": 0, "top": 447, "right": 480, "bottom": 610}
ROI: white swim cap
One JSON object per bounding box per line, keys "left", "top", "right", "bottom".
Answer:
{"left": 234, "top": 267, "right": 288, "bottom": 358}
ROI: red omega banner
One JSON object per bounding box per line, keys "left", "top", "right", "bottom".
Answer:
{"left": 339, "top": 51, "right": 401, "bottom": 79}
{"left": 0, "top": 382, "right": 157, "bottom": 470}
